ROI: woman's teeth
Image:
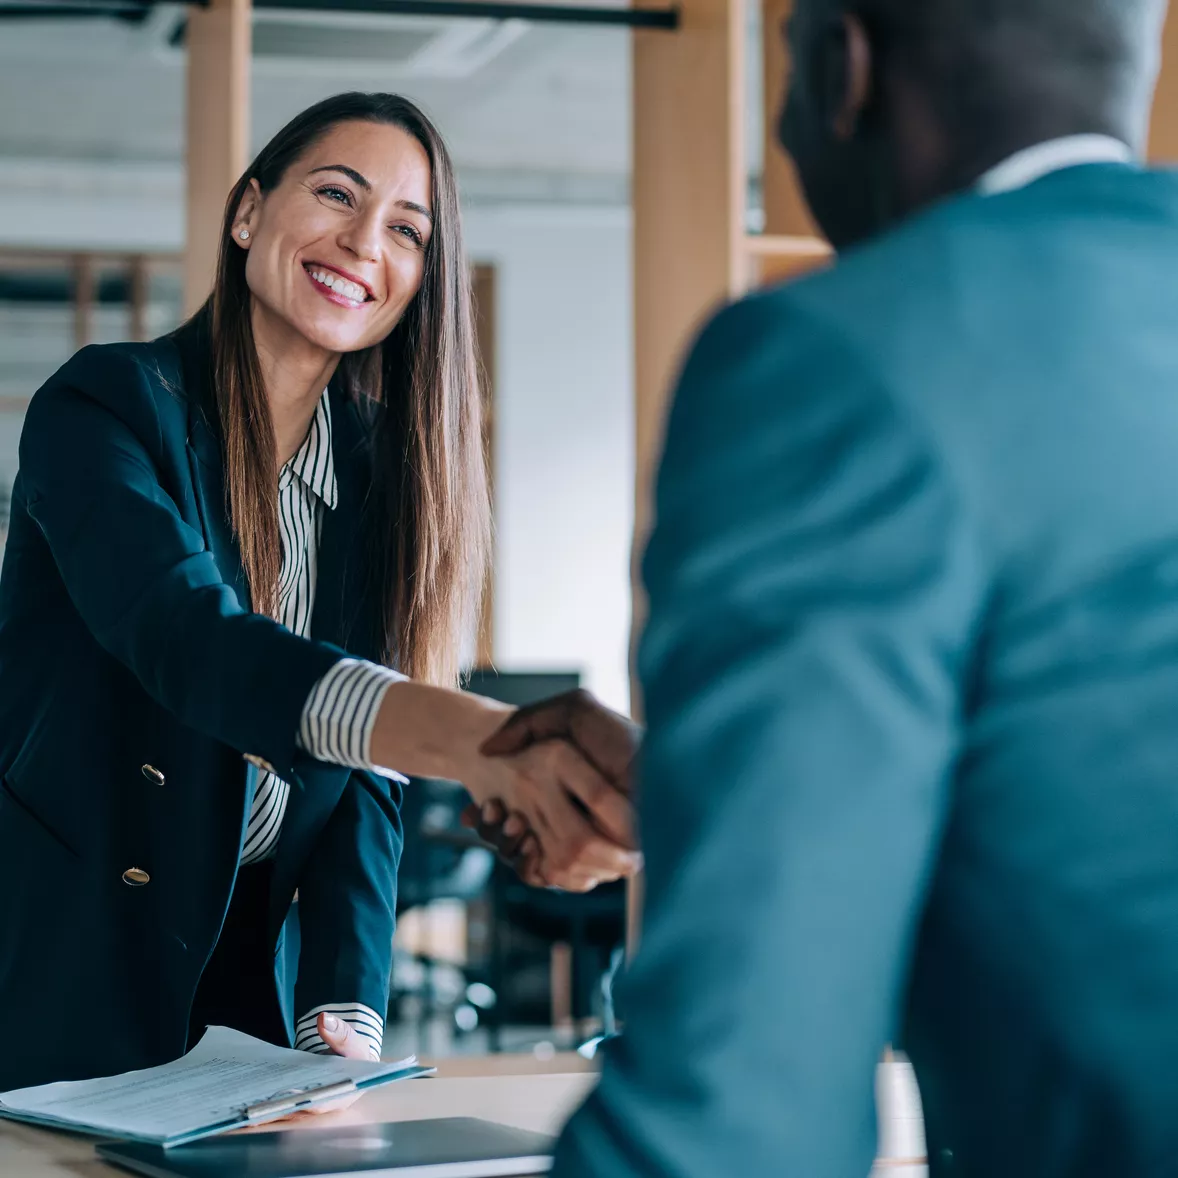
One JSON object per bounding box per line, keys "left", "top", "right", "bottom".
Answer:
{"left": 308, "top": 268, "right": 368, "bottom": 304}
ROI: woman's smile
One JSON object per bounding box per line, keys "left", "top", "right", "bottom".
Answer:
{"left": 302, "top": 262, "right": 375, "bottom": 310}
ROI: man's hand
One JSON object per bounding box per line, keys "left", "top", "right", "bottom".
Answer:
{"left": 464, "top": 690, "right": 644, "bottom": 889}
{"left": 481, "top": 689, "right": 641, "bottom": 793}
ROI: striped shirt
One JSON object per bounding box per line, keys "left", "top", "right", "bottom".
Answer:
{"left": 240, "top": 391, "right": 405, "bottom": 1060}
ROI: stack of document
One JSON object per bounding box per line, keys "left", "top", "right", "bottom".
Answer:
{"left": 0, "top": 1025, "right": 432, "bottom": 1147}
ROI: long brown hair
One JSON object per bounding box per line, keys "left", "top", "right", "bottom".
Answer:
{"left": 203, "top": 93, "right": 489, "bottom": 686}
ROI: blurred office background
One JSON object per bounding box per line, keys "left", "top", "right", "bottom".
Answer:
{"left": 0, "top": 5, "right": 637, "bottom": 713}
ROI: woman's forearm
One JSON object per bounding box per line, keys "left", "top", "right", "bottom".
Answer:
{"left": 372, "top": 678, "right": 641, "bottom": 889}
{"left": 369, "top": 679, "right": 512, "bottom": 784}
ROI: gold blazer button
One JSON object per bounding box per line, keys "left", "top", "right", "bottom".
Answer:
{"left": 141, "top": 764, "right": 165, "bottom": 786}
{"left": 122, "top": 867, "right": 151, "bottom": 887}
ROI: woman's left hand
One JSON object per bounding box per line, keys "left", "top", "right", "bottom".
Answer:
{"left": 316, "top": 1012, "right": 374, "bottom": 1062}
{"left": 270, "top": 1014, "right": 369, "bottom": 1122}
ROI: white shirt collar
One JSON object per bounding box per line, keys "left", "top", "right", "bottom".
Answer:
{"left": 281, "top": 390, "right": 337, "bottom": 510}
{"left": 977, "top": 134, "right": 1134, "bottom": 196}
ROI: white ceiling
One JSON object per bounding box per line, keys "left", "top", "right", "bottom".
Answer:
{"left": 0, "top": 3, "right": 640, "bottom": 201}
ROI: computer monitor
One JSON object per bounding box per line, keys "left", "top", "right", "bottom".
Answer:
{"left": 463, "top": 669, "right": 581, "bottom": 709}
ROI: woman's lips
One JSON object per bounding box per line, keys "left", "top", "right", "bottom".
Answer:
{"left": 304, "top": 264, "right": 372, "bottom": 309}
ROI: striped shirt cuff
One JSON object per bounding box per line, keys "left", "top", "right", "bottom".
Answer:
{"left": 294, "top": 1003, "right": 384, "bottom": 1060}
{"left": 298, "top": 658, "right": 407, "bottom": 780}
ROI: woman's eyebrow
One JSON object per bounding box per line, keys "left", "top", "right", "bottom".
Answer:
{"left": 309, "top": 164, "right": 433, "bottom": 222}
{"left": 398, "top": 200, "right": 433, "bottom": 223}
{"left": 310, "top": 163, "right": 371, "bottom": 190}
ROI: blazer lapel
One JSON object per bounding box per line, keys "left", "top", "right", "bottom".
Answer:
{"left": 171, "top": 316, "right": 256, "bottom": 850}
{"left": 175, "top": 318, "right": 251, "bottom": 611}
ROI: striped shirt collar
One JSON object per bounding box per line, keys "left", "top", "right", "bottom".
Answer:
{"left": 282, "top": 390, "right": 338, "bottom": 510}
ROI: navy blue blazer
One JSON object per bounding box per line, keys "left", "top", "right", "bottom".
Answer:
{"left": 0, "top": 317, "right": 403, "bottom": 1092}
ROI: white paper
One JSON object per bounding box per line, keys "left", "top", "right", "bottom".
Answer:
{"left": 0, "top": 1026, "right": 424, "bottom": 1145}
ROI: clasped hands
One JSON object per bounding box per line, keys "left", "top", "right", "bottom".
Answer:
{"left": 302, "top": 687, "right": 642, "bottom": 1078}
{"left": 462, "top": 690, "right": 643, "bottom": 893}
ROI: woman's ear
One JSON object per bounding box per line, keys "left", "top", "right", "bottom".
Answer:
{"left": 232, "top": 179, "right": 263, "bottom": 248}
{"left": 829, "top": 13, "right": 874, "bottom": 141}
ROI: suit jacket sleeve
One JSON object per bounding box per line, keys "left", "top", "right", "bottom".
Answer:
{"left": 553, "top": 292, "right": 988, "bottom": 1178}
{"left": 294, "top": 769, "right": 404, "bottom": 1032}
{"left": 18, "top": 345, "right": 344, "bottom": 778}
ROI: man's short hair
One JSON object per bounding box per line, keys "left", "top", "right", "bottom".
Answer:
{"left": 854, "top": 0, "right": 1167, "bottom": 138}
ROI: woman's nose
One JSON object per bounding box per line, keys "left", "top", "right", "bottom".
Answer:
{"left": 338, "top": 213, "right": 382, "bottom": 263}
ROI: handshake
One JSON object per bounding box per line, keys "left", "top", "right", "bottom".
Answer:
{"left": 462, "top": 690, "right": 643, "bottom": 892}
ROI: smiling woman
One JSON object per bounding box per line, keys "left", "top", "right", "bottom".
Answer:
{"left": 0, "top": 92, "right": 639, "bottom": 1094}
{"left": 209, "top": 98, "right": 463, "bottom": 670}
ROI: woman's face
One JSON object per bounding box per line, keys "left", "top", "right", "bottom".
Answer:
{"left": 236, "top": 119, "right": 434, "bottom": 357}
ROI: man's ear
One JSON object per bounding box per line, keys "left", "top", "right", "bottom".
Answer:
{"left": 232, "top": 178, "right": 263, "bottom": 247}
{"left": 828, "top": 13, "right": 874, "bottom": 140}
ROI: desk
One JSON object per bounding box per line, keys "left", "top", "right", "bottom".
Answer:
{"left": 0, "top": 1055, "right": 927, "bottom": 1177}
{"left": 0, "top": 1058, "right": 594, "bottom": 1178}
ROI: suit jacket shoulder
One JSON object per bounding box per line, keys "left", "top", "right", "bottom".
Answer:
{"left": 26, "top": 332, "right": 194, "bottom": 473}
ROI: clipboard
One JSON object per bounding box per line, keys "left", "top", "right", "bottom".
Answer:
{"left": 0, "top": 1026, "right": 435, "bottom": 1148}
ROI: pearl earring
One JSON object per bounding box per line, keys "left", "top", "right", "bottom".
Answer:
{"left": 239, "top": 229, "right": 250, "bottom": 240}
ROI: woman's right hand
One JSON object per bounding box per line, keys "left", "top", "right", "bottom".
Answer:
{"left": 368, "top": 680, "right": 640, "bottom": 891}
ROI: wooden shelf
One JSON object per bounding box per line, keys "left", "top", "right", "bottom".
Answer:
{"left": 743, "top": 234, "right": 831, "bottom": 259}
{"left": 743, "top": 233, "right": 832, "bottom": 287}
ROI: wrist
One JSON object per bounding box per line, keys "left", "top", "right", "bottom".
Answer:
{"left": 370, "top": 681, "right": 513, "bottom": 784}
{"left": 434, "top": 691, "right": 514, "bottom": 788}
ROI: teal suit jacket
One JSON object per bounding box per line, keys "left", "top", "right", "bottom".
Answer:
{"left": 554, "top": 163, "right": 1178, "bottom": 1178}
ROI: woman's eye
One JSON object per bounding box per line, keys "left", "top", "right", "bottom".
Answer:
{"left": 392, "top": 224, "right": 424, "bottom": 247}
{"left": 317, "top": 185, "right": 353, "bottom": 206}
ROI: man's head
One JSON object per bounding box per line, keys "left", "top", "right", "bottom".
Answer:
{"left": 779, "top": 0, "right": 1169, "bottom": 248}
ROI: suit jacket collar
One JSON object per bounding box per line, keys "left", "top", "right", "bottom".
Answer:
{"left": 174, "top": 314, "right": 251, "bottom": 614}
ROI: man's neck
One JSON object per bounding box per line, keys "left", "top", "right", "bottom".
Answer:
{"left": 932, "top": 105, "right": 1139, "bottom": 200}
{"left": 250, "top": 302, "right": 340, "bottom": 467}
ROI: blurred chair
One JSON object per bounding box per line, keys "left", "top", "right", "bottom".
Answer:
{"left": 462, "top": 669, "right": 627, "bottom": 1050}
{"left": 486, "top": 869, "right": 626, "bottom": 1048}
{"left": 389, "top": 775, "right": 495, "bottom": 1046}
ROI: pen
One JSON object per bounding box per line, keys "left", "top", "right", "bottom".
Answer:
{"left": 245, "top": 1079, "right": 358, "bottom": 1120}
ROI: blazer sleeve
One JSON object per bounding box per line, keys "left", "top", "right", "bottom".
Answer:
{"left": 18, "top": 346, "right": 344, "bottom": 779}
{"left": 292, "top": 769, "right": 403, "bottom": 1034}
{"left": 552, "top": 292, "right": 988, "bottom": 1177}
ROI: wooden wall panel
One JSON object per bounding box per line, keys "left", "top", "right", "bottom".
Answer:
{"left": 1151, "top": 1, "right": 1178, "bottom": 161}
{"left": 184, "top": 0, "right": 252, "bottom": 317}
{"left": 632, "top": 0, "right": 746, "bottom": 564}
